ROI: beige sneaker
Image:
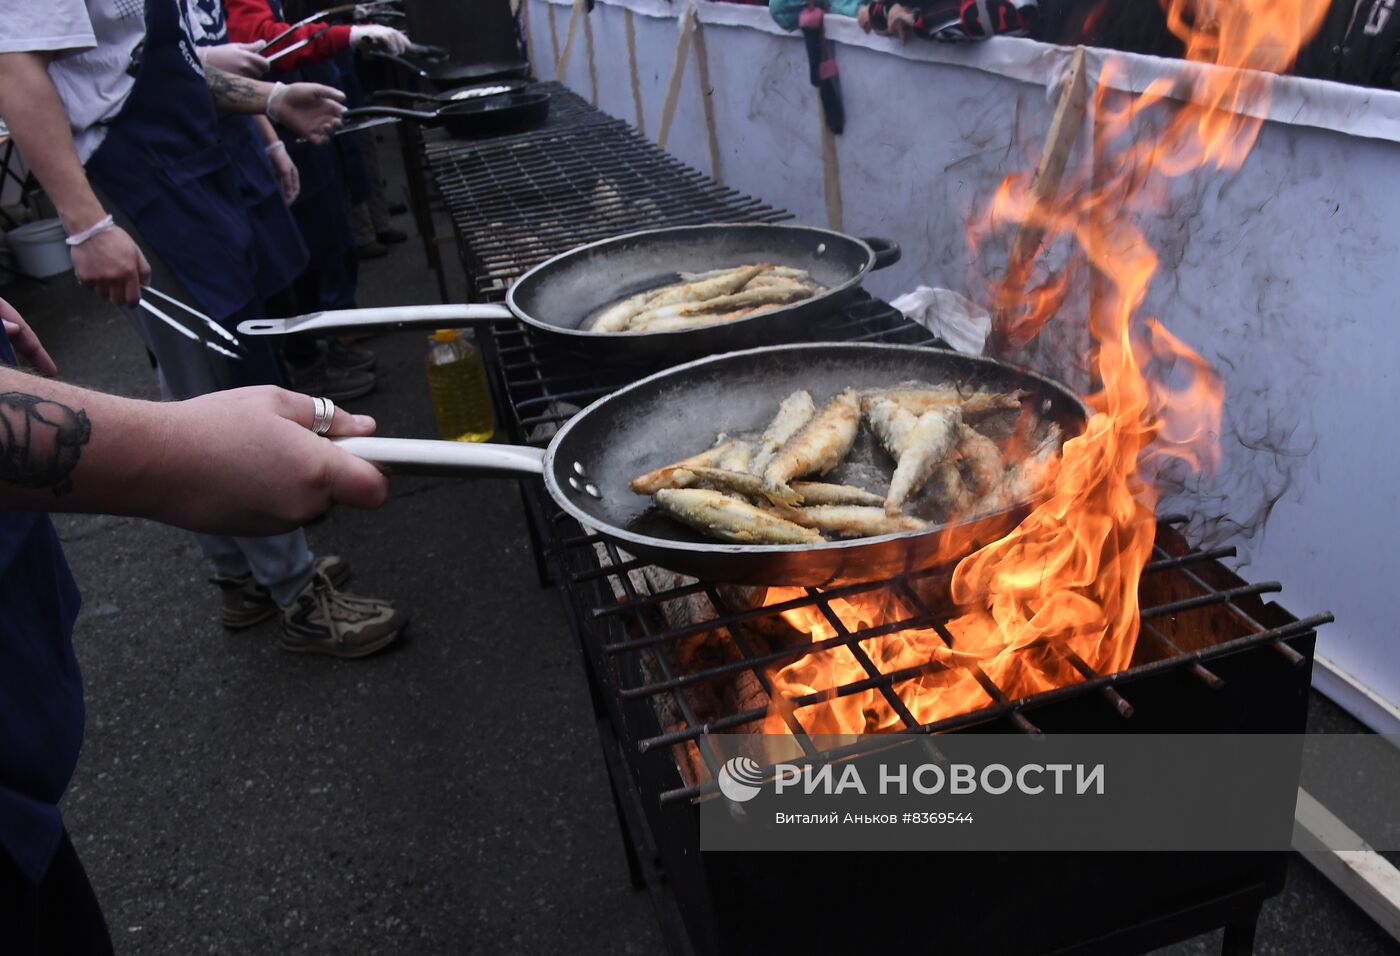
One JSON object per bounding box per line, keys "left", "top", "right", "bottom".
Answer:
{"left": 213, "top": 555, "right": 350, "bottom": 630}
{"left": 279, "top": 574, "right": 406, "bottom": 659}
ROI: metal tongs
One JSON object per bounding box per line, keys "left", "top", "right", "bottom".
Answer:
{"left": 265, "top": 24, "right": 332, "bottom": 65}
{"left": 260, "top": 0, "right": 400, "bottom": 53}
{"left": 138, "top": 287, "right": 246, "bottom": 360}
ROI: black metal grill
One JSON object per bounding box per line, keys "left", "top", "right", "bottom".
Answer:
{"left": 417, "top": 97, "right": 1334, "bottom": 955}
{"left": 422, "top": 86, "right": 788, "bottom": 301}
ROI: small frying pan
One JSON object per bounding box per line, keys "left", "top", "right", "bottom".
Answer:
{"left": 365, "top": 50, "right": 531, "bottom": 92}
{"left": 342, "top": 92, "right": 551, "bottom": 138}
{"left": 236, "top": 223, "right": 901, "bottom": 365}
{"left": 329, "top": 343, "right": 1090, "bottom": 587}
{"left": 370, "top": 81, "right": 530, "bottom": 107}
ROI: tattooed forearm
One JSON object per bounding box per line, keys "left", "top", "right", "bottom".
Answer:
{"left": 205, "top": 65, "right": 267, "bottom": 112}
{"left": 0, "top": 392, "right": 91, "bottom": 495}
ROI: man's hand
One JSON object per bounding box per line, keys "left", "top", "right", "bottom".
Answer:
{"left": 265, "top": 140, "right": 301, "bottom": 204}
{"left": 154, "top": 386, "right": 388, "bottom": 535}
{"left": 886, "top": 4, "right": 917, "bottom": 43}
{"left": 0, "top": 297, "right": 57, "bottom": 376}
{"left": 69, "top": 225, "right": 151, "bottom": 306}
{"left": 198, "top": 41, "right": 270, "bottom": 78}
{"left": 267, "top": 82, "right": 346, "bottom": 144}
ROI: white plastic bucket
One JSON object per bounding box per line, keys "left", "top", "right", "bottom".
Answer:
{"left": 7, "top": 218, "right": 72, "bottom": 278}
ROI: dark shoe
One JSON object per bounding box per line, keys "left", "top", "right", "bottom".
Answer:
{"left": 280, "top": 573, "right": 406, "bottom": 659}
{"left": 283, "top": 355, "right": 376, "bottom": 401}
{"left": 356, "top": 240, "right": 389, "bottom": 260}
{"left": 213, "top": 555, "right": 351, "bottom": 630}
{"left": 388, "top": 202, "right": 408, "bottom": 216}
{"left": 325, "top": 339, "right": 376, "bottom": 373}
{"left": 376, "top": 228, "right": 408, "bottom": 245}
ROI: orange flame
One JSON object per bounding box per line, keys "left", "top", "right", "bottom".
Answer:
{"left": 764, "top": 0, "right": 1322, "bottom": 735}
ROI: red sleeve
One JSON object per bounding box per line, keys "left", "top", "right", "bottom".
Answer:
{"left": 224, "top": 0, "right": 352, "bottom": 71}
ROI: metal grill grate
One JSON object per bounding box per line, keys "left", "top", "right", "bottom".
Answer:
{"left": 423, "top": 86, "right": 788, "bottom": 300}
{"left": 482, "top": 295, "right": 1332, "bottom": 808}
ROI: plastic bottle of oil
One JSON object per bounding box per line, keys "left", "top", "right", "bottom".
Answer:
{"left": 425, "top": 329, "right": 496, "bottom": 442}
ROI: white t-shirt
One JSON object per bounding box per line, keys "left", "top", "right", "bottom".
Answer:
{"left": 0, "top": 0, "right": 146, "bottom": 162}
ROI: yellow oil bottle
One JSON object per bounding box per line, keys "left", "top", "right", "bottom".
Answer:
{"left": 425, "top": 329, "right": 496, "bottom": 442}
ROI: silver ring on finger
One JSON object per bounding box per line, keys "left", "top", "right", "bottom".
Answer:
{"left": 310, "top": 395, "right": 336, "bottom": 436}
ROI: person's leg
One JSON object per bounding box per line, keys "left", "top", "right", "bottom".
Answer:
{"left": 358, "top": 130, "right": 400, "bottom": 240}
{"left": 34, "top": 832, "right": 114, "bottom": 956}
{"left": 98, "top": 191, "right": 318, "bottom": 598}
{"left": 0, "top": 831, "right": 115, "bottom": 956}
{"left": 96, "top": 191, "right": 405, "bottom": 655}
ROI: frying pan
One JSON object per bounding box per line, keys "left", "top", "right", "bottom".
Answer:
{"left": 342, "top": 92, "right": 551, "bottom": 138}
{"left": 370, "top": 81, "right": 530, "bottom": 107}
{"left": 365, "top": 50, "right": 532, "bottom": 92}
{"left": 237, "top": 224, "right": 902, "bottom": 364}
{"left": 333, "top": 343, "right": 1090, "bottom": 587}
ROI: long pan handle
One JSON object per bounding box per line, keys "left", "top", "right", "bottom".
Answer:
{"left": 343, "top": 105, "right": 439, "bottom": 123}
{"left": 362, "top": 48, "right": 430, "bottom": 78}
{"left": 334, "top": 437, "right": 545, "bottom": 477}
{"left": 369, "top": 89, "right": 435, "bottom": 106}
{"left": 238, "top": 303, "right": 513, "bottom": 336}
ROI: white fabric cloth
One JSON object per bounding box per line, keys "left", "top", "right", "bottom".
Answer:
{"left": 890, "top": 286, "right": 992, "bottom": 355}
{"left": 0, "top": 0, "right": 146, "bottom": 162}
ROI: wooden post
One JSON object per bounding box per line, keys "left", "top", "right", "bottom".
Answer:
{"left": 820, "top": 106, "right": 843, "bottom": 231}
{"left": 546, "top": 0, "right": 560, "bottom": 71}
{"left": 692, "top": 16, "right": 722, "bottom": 186}
{"left": 624, "top": 8, "right": 645, "bottom": 135}
{"left": 989, "top": 46, "right": 1090, "bottom": 355}
{"left": 555, "top": 0, "right": 585, "bottom": 80}
{"left": 582, "top": 0, "right": 599, "bottom": 106}
{"left": 657, "top": 5, "right": 698, "bottom": 150}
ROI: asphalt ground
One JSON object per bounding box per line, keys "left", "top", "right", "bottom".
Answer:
{"left": 3, "top": 134, "right": 1397, "bottom": 955}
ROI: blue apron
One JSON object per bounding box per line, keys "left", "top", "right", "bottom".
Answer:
{"left": 184, "top": 0, "right": 309, "bottom": 302}
{"left": 217, "top": 112, "right": 308, "bottom": 303}
{"left": 0, "top": 335, "right": 84, "bottom": 886}
{"left": 87, "top": 0, "right": 258, "bottom": 325}
{"left": 263, "top": 0, "right": 359, "bottom": 311}
{"left": 86, "top": 0, "right": 282, "bottom": 389}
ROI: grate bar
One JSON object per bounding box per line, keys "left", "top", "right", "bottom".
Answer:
{"left": 1139, "top": 582, "right": 1282, "bottom": 620}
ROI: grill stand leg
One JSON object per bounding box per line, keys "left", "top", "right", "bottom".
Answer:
{"left": 1220, "top": 908, "right": 1260, "bottom": 956}
{"left": 395, "top": 122, "right": 450, "bottom": 303}
{"left": 600, "top": 721, "right": 648, "bottom": 891}
{"left": 517, "top": 480, "right": 556, "bottom": 589}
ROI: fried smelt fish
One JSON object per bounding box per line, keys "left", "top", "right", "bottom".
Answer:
{"left": 583, "top": 288, "right": 659, "bottom": 332}
{"left": 637, "top": 466, "right": 884, "bottom": 508}
{"left": 752, "top": 389, "right": 817, "bottom": 476}
{"left": 654, "top": 488, "right": 822, "bottom": 544}
{"left": 927, "top": 461, "right": 973, "bottom": 516}
{"left": 629, "top": 286, "right": 811, "bottom": 329}
{"left": 868, "top": 386, "right": 1027, "bottom": 418}
{"left": 884, "top": 405, "right": 962, "bottom": 516}
{"left": 679, "top": 265, "right": 814, "bottom": 283}
{"left": 864, "top": 398, "right": 919, "bottom": 459}
{"left": 761, "top": 388, "right": 861, "bottom": 505}
{"left": 629, "top": 438, "right": 746, "bottom": 495}
{"left": 955, "top": 424, "right": 1004, "bottom": 496}
{"left": 773, "top": 504, "right": 928, "bottom": 538}
{"left": 967, "top": 423, "right": 1064, "bottom": 514}
{"left": 639, "top": 265, "right": 766, "bottom": 311}
{"left": 716, "top": 440, "right": 754, "bottom": 474}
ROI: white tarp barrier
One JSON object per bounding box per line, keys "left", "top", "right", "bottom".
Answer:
{"left": 526, "top": 0, "right": 1400, "bottom": 732}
